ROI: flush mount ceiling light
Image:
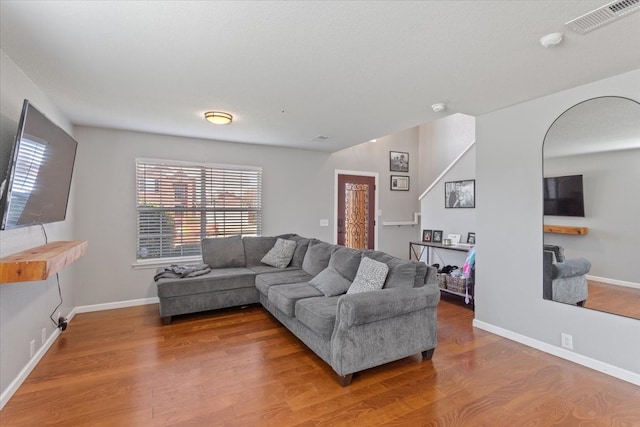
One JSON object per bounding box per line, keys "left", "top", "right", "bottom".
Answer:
{"left": 540, "top": 32, "right": 564, "bottom": 48}
{"left": 204, "top": 111, "right": 233, "bottom": 125}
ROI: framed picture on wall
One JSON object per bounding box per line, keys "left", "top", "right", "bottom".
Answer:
{"left": 390, "top": 151, "right": 409, "bottom": 172}
{"left": 445, "top": 179, "right": 475, "bottom": 208}
{"left": 422, "top": 229, "right": 432, "bottom": 242}
{"left": 432, "top": 230, "right": 443, "bottom": 243}
{"left": 390, "top": 175, "right": 409, "bottom": 191}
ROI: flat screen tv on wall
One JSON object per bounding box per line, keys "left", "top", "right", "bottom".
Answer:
{"left": 543, "top": 174, "right": 585, "bottom": 217}
{"left": 0, "top": 99, "right": 78, "bottom": 230}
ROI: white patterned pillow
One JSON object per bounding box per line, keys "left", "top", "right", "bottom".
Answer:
{"left": 347, "top": 257, "right": 389, "bottom": 294}
{"left": 261, "top": 238, "right": 296, "bottom": 268}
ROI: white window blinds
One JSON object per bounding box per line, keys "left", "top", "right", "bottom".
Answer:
{"left": 135, "top": 159, "right": 262, "bottom": 260}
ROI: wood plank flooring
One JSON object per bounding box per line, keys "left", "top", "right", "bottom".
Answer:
{"left": 585, "top": 280, "right": 640, "bottom": 319}
{"left": 2, "top": 294, "right": 639, "bottom": 426}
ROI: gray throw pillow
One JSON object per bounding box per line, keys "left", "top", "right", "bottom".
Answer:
{"left": 310, "top": 266, "right": 352, "bottom": 297}
{"left": 202, "top": 235, "right": 245, "bottom": 268}
{"left": 261, "top": 238, "right": 296, "bottom": 269}
{"left": 347, "top": 257, "right": 389, "bottom": 294}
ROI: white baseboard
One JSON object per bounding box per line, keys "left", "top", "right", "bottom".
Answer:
{"left": 472, "top": 319, "right": 640, "bottom": 386}
{"left": 0, "top": 296, "right": 159, "bottom": 411}
{"left": 74, "top": 297, "right": 159, "bottom": 314}
{"left": 0, "top": 326, "right": 61, "bottom": 410}
{"left": 587, "top": 275, "right": 640, "bottom": 290}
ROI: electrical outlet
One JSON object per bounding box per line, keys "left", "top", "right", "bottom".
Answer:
{"left": 30, "top": 339, "right": 35, "bottom": 358}
{"left": 42, "top": 328, "right": 47, "bottom": 345}
{"left": 561, "top": 333, "right": 573, "bottom": 350}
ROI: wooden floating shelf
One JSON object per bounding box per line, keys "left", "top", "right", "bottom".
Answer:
{"left": 0, "top": 241, "right": 88, "bottom": 284}
{"left": 543, "top": 225, "right": 589, "bottom": 235}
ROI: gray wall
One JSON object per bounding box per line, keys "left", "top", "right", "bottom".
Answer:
{"left": 418, "top": 113, "right": 475, "bottom": 192}
{"left": 71, "top": 125, "right": 422, "bottom": 306}
{"left": 0, "top": 51, "right": 78, "bottom": 397}
{"left": 476, "top": 68, "right": 640, "bottom": 375}
{"left": 420, "top": 144, "right": 476, "bottom": 267}
{"left": 544, "top": 149, "right": 640, "bottom": 284}
{"left": 418, "top": 114, "right": 476, "bottom": 267}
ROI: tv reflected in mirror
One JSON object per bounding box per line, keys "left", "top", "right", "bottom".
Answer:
{"left": 543, "top": 174, "right": 585, "bottom": 217}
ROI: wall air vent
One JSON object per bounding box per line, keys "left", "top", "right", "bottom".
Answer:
{"left": 565, "top": 0, "right": 640, "bottom": 33}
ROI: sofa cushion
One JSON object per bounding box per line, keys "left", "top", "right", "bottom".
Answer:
{"left": 363, "top": 250, "right": 417, "bottom": 289}
{"left": 261, "top": 238, "right": 297, "bottom": 268}
{"left": 347, "top": 257, "right": 389, "bottom": 294}
{"left": 243, "top": 236, "right": 278, "bottom": 267}
{"left": 248, "top": 265, "right": 300, "bottom": 274}
{"left": 295, "top": 296, "right": 340, "bottom": 340}
{"left": 202, "top": 235, "right": 246, "bottom": 268}
{"left": 156, "top": 267, "right": 256, "bottom": 298}
{"left": 302, "top": 240, "right": 337, "bottom": 276}
{"left": 309, "top": 266, "right": 352, "bottom": 297}
{"left": 255, "top": 270, "right": 314, "bottom": 295}
{"left": 268, "top": 283, "right": 323, "bottom": 317}
{"left": 328, "top": 247, "right": 363, "bottom": 282}
{"left": 283, "top": 234, "right": 312, "bottom": 268}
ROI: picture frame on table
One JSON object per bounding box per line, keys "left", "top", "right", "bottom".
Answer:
{"left": 467, "top": 232, "right": 476, "bottom": 244}
{"left": 422, "top": 229, "right": 432, "bottom": 242}
{"left": 390, "top": 175, "right": 409, "bottom": 191}
{"left": 445, "top": 179, "right": 475, "bottom": 208}
{"left": 390, "top": 151, "right": 409, "bottom": 172}
{"left": 432, "top": 230, "right": 443, "bottom": 243}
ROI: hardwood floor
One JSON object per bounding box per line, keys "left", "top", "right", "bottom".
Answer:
{"left": 585, "top": 280, "right": 640, "bottom": 319}
{"left": 2, "top": 295, "right": 639, "bottom": 426}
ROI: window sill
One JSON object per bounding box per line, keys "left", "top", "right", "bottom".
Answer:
{"left": 131, "top": 256, "right": 203, "bottom": 270}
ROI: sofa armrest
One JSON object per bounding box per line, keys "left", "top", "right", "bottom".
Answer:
{"left": 337, "top": 285, "right": 440, "bottom": 327}
{"left": 552, "top": 258, "right": 591, "bottom": 279}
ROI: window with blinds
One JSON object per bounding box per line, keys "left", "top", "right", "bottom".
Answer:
{"left": 135, "top": 159, "right": 262, "bottom": 260}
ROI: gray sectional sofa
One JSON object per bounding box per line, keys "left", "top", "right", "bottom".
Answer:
{"left": 154, "top": 234, "right": 440, "bottom": 385}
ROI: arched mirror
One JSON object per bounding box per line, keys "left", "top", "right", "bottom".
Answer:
{"left": 542, "top": 96, "right": 640, "bottom": 319}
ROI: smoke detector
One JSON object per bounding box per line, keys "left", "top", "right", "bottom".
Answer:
{"left": 540, "top": 33, "right": 564, "bottom": 48}
{"left": 566, "top": 0, "right": 640, "bottom": 34}
{"left": 431, "top": 103, "right": 446, "bottom": 113}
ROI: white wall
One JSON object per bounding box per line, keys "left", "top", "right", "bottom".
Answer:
{"left": 475, "top": 68, "right": 640, "bottom": 376}
{"left": 0, "top": 51, "right": 78, "bottom": 401}
{"left": 544, "top": 148, "right": 640, "bottom": 284}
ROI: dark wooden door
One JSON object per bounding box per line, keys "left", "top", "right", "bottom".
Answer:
{"left": 337, "top": 174, "right": 375, "bottom": 249}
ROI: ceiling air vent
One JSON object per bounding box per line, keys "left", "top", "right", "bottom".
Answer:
{"left": 565, "top": 0, "right": 640, "bottom": 33}
{"left": 312, "top": 135, "right": 329, "bottom": 142}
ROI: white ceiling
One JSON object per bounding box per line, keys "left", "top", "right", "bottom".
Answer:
{"left": 1, "top": 1, "right": 639, "bottom": 152}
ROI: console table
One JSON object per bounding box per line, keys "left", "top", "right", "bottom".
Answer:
{"left": 409, "top": 241, "right": 475, "bottom": 307}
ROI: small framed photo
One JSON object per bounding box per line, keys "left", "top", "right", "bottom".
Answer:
{"left": 390, "top": 175, "right": 409, "bottom": 191}
{"left": 467, "top": 232, "right": 476, "bottom": 244}
{"left": 422, "top": 229, "right": 432, "bottom": 242}
{"left": 447, "top": 233, "right": 461, "bottom": 245}
{"left": 390, "top": 151, "right": 409, "bottom": 172}
{"left": 445, "top": 179, "right": 475, "bottom": 208}
{"left": 432, "top": 230, "right": 443, "bottom": 243}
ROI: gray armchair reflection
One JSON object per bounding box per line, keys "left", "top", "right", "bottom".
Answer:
{"left": 543, "top": 245, "right": 590, "bottom": 306}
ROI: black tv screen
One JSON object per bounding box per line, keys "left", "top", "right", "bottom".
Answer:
{"left": 0, "top": 100, "right": 78, "bottom": 230}
{"left": 543, "top": 174, "right": 585, "bottom": 217}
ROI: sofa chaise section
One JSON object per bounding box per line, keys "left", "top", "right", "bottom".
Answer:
{"left": 154, "top": 234, "right": 439, "bottom": 385}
